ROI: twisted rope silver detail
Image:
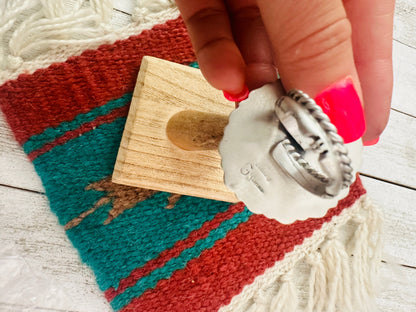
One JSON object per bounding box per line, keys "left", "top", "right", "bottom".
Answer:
{"left": 286, "top": 89, "right": 354, "bottom": 192}
{"left": 281, "top": 138, "right": 330, "bottom": 184}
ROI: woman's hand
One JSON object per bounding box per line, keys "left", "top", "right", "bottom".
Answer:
{"left": 175, "top": 0, "right": 395, "bottom": 144}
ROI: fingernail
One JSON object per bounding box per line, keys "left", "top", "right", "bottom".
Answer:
{"left": 363, "top": 137, "right": 379, "bottom": 146}
{"left": 223, "top": 85, "right": 249, "bottom": 102}
{"left": 314, "top": 77, "right": 366, "bottom": 144}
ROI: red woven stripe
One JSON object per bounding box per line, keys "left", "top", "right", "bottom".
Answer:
{"left": 120, "top": 178, "right": 366, "bottom": 312}
{"left": 105, "top": 202, "right": 246, "bottom": 302}
{"left": 0, "top": 18, "right": 194, "bottom": 145}
{"left": 27, "top": 105, "right": 128, "bottom": 160}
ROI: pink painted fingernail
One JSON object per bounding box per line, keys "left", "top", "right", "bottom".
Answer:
{"left": 363, "top": 137, "right": 379, "bottom": 146}
{"left": 223, "top": 85, "right": 249, "bottom": 102}
{"left": 314, "top": 77, "right": 366, "bottom": 144}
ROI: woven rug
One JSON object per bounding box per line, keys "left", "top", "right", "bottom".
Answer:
{"left": 0, "top": 1, "right": 382, "bottom": 311}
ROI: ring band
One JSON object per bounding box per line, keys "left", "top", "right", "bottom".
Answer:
{"left": 273, "top": 89, "right": 354, "bottom": 198}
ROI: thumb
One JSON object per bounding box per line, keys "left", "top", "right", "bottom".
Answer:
{"left": 257, "top": 0, "right": 365, "bottom": 143}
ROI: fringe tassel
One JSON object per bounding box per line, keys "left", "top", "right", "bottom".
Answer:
{"left": 270, "top": 273, "right": 298, "bottom": 312}
{"left": 245, "top": 287, "right": 274, "bottom": 312}
{"left": 245, "top": 273, "right": 298, "bottom": 312}
{"left": 321, "top": 232, "right": 353, "bottom": 312}
{"left": 222, "top": 195, "right": 383, "bottom": 312}
{"left": 0, "top": 0, "right": 181, "bottom": 83}
{"left": 133, "top": 0, "right": 176, "bottom": 23}
{"left": 1, "top": 0, "right": 114, "bottom": 70}
{"left": 0, "top": 0, "right": 180, "bottom": 74}
{"left": 305, "top": 251, "right": 327, "bottom": 312}
{"left": 347, "top": 196, "right": 383, "bottom": 311}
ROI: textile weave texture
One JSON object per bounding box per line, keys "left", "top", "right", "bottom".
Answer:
{"left": 0, "top": 4, "right": 381, "bottom": 312}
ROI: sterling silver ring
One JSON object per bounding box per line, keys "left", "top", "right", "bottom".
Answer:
{"left": 273, "top": 89, "right": 354, "bottom": 198}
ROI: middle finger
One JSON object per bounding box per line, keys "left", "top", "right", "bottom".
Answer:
{"left": 226, "top": 0, "right": 277, "bottom": 90}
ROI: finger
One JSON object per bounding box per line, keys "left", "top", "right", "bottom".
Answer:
{"left": 344, "top": 0, "right": 395, "bottom": 142}
{"left": 175, "top": 0, "right": 246, "bottom": 95}
{"left": 257, "top": 0, "right": 365, "bottom": 143}
{"left": 226, "top": 0, "right": 276, "bottom": 90}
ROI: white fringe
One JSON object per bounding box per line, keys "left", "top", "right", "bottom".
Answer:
{"left": 220, "top": 195, "right": 383, "bottom": 312}
{"left": 1, "top": 0, "right": 112, "bottom": 70}
{"left": 132, "top": 0, "right": 176, "bottom": 23}
{"left": 0, "top": 0, "right": 180, "bottom": 83}
{"left": 270, "top": 273, "right": 298, "bottom": 312}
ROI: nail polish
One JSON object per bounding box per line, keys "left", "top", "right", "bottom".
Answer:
{"left": 363, "top": 137, "right": 379, "bottom": 146}
{"left": 314, "top": 77, "right": 366, "bottom": 144}
{"left": 223, "top": 85, "right": 249, "bottom": 102}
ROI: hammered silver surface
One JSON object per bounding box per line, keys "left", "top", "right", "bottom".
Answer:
{"left": 219, "top": 82, "right": 363, "bottom": 223}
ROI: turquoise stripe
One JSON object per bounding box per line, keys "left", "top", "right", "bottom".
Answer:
{"left": 23, "top": 93, "right": 132, "bottom": 154}
{"left": 189, "top": 62, "right": 199, "bottom": 69}
{"left": 111, "top": 208, "right": 252, "bottom": 311}
{"left": 32, "top": 117, "right": 231, "bottom": 291}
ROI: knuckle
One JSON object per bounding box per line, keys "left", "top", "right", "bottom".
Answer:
{"left": 184, "top": 7, "right": 233, "bottom": 54}
{"left": 196, "top": 37, "right": 234, "bottom": 55}
{"left": 281, "top": 17, "right": 352, "bottom": 68}
{"left": 231, "top": 5, "right": 261, "bottom": 22}
{"left": 185, "top": 7, "right": 226, "bottom": 26}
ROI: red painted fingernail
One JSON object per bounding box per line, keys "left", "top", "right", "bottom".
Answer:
{"left": 363, "top": 137, "right": 379, "bottom": 146}
{"left": 314, "top": 77, "right": 366, "bottom": 144}
{"left": 223, "top": 85, "right": 249, "bottom": 102}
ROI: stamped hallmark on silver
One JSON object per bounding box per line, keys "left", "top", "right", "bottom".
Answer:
{"left": 219, "top": 82, "right": 362, "bottom": 223}
{"left": 240, "top": 163, "right": 272, "bottom": 193}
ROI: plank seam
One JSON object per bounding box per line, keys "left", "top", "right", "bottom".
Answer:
{"left": 359, "top": 173, "right": 416, "bottom": 192}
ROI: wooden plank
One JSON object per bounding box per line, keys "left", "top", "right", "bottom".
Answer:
{"left": 392, "top": 40, "right": 416, "bottom": 117}
{"left": 112, "top": 0, "right": 136, "bottom": 16}
{"left": 0, "top": 186, "right": 110, "bottom": 312}
{"left": 377, "top": 263, "right": 416, "bottom": 312}
{"left": 0, "top": 303, "right": 76, "bottom": 312}
{"left": 361, "top": 176, "right": 416, "bottom": 267}
{"left": 0, "top": 111, "right": 44, "bottom": 193}
{"left": 110, "top": 7, "right": 134, "bottom": 28}
{"left": 361, "top": 109, "right": 416, "bottom": 189}
{"left": 112, "top": 56, "right": 238, "bottom": 203}
{"left": 394, "top": 0, "right": 416, "bottom": 49}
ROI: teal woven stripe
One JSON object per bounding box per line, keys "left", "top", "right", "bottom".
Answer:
{"left": 32, "top": 117, "right": 231, "bottom": 291}
{"left": 111, "top": 208, "right": 252, "bottom": 311}
{"left": 23, "top": 93, "right": 132, "bottom": 154}
{"left": 188, "top": 62, "right": 199, "bottom": 69}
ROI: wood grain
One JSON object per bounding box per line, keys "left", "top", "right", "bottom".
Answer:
{"left": 394, "top": 0, "right": 416, "bottom": 49}
{"left": 392, "top": 40, "right": 416, "bottom": 117}
{"left": 0, "top": 111, "right": 44, "bottom": 193}
{"left": 112, "top": 56, "right": 237, "bottom": 203}
{"left": 361, "top": 176, "right": 416, "bottom": 267}
{"left": 361, "top": 109, "right": 416, "bottom": 189}
{"left": 0, "top": 185, "right": 111, "bottom": 312}
{"left": 166, "top": 110, "right": 228, "bottom": 151}
{"left": 376, "top": 262, "right": 416, "bottom": 311}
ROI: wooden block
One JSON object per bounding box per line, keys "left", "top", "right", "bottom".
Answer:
{"left": 112, "top": 56, "right": 238, "bottom": 202}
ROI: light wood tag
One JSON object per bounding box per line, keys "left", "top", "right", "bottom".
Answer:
{"left": 112, "top": 56, "right": 238, "bottom": 202}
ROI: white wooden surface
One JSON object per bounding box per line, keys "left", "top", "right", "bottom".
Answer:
{"left": 0, "top": 1, "right": 415, "bottom": 311}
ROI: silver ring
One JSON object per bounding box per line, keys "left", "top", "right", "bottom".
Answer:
{"left": 272, "top": 89, "right": 354, "bottom": 198}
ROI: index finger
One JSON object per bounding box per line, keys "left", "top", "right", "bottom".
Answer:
{"left": 175, "top": 0, "right": 246, "bottom": 95}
